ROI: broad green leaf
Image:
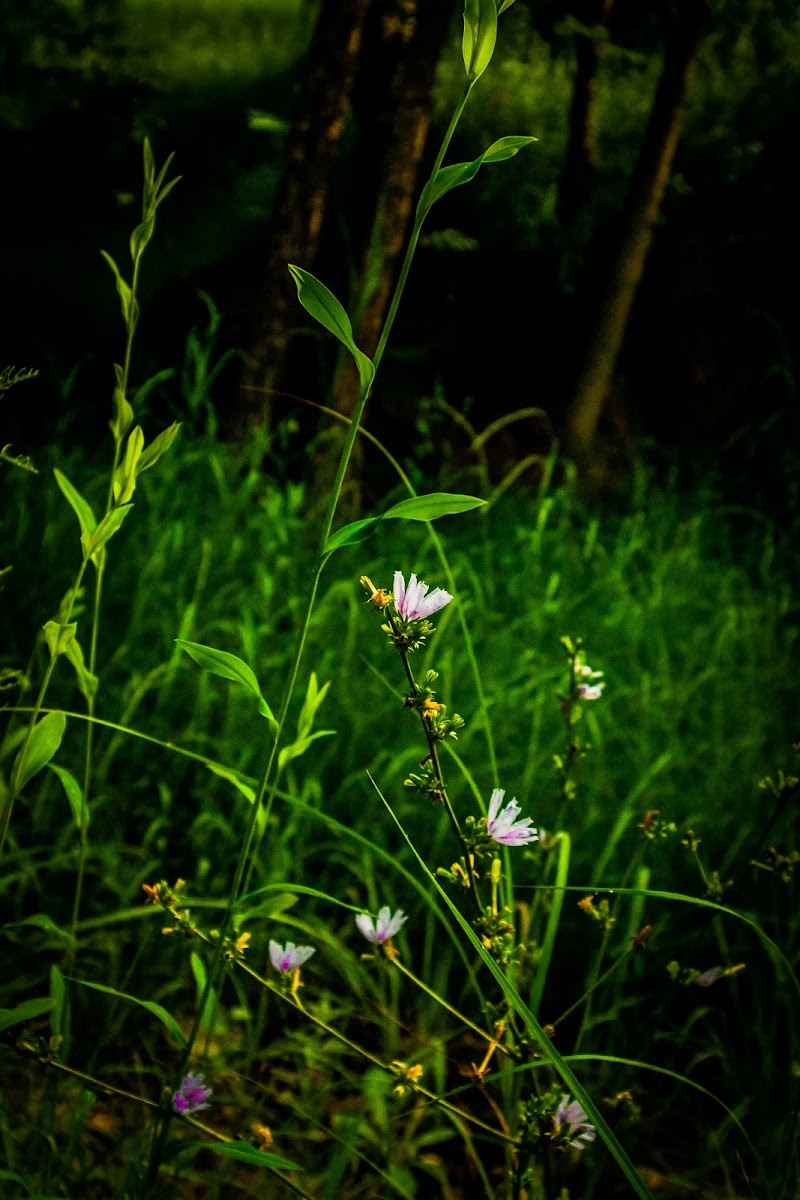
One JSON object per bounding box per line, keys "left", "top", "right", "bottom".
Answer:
{"left": 462, "top": 0, "right": 497, "bottom": 81}
{"left": 43, "top": 620, "right": 77, "bottom": 659}
{"left": 11, "top": 711, "right": 67, "bottom": 794}
{"left": 202, "top": 1141, "right": 300, "bottom": 1171}
{"left": 100, "top": 250, "right": 137, "bottom": 327}
{"left": 176, "top": 640, "right": 277, "bottom": 732}
{"left": 130, "top": 213, "right": 155, "bottom": 262}
{"left": 288, "top": 266, "right": 374, "bottom": 393}
{"left": 0, "top": 996, "right": 55, "bottom": 1034}
{"left": 113, "top": 425, "right": 144, "bottom": 504}
{"left": 382, "top": 492, "right": 485, "bottom": 521}
{"left": 5, "top": 913, "right": 72, "bottom": 942}
{"left": 67, "top": 978, "right": 186, "bottom": 1048}
{"left": 81, "top": 504, "right": 133, "bottom": 562}
{"left": 421, "top": 136, "right": 536, "bottom": 213}
{"left": 48, "top": 762, "right": 87, "bottom": 831}
{"left": 63, "top": 636, "right": 99, "bottom": 703}
{"left": 323, "top": 516, "right": 380, "bottom": 557}
{"left": 53, "top": 468, "right": 97, "bottom": 540}
{"left": 136, "top": 422, "right": 181, "bottom": 475}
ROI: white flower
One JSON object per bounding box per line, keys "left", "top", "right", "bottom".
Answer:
{"left": 393, "top": 572, "right": 452, "bottom": 621}
{"left": 268, "top": 940, "right": 315, "bottom": 972}
{"left": 356, "top": 905, "right": 407, "bottom": 944}
{"left": 486, "top": 789, "right": 539, "bottom": 846}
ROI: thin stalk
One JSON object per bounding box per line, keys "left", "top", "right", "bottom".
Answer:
{"left": 390, "top": 956, "right": 513, "bottom": 1058}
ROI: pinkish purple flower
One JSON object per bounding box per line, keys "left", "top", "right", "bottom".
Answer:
{"left": 393, "top": 572, "right": 452, "bottom": 621}
{"left": 172, "top": 1072, "right": 212, "bottom": 1115}
{"left": 554, "top": 1094, "right": 596, "bottom": 1150}
{"left": 577, "top": 681, "right": 604, "bottom": 700}
{"left": 269, "top": 940, "right": 316, "bottom": 972}
{"left": 486, "top": 789, "right": 539, "bottom": 847}
{"left": 356, "top": 905, "right": 407, "bottom": 944}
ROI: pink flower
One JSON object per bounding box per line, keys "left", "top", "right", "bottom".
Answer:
{"left": 269, "top": 940, "right": 316, "bottom": 972}
{"left": 393, "top": 572, "right": 452, "bottom": 621}
{"left": 694, "top": 966, "right": 723, "bottom": 987}
{"left": 356, "top": 906, "right": 407, "bottom": 944}
{"left": 486, "top": 789, "right": 539, "bottom": 846}
{"left": 172, "top": 1072, "right": 212, "bottom": 1115}
{"left": 554, "top": 1094, "right": 596, "bottom": 1150}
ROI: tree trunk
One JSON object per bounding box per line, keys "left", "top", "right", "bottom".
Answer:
{"left": 312, "top": 0, "right": 453, "bottom": 510}
{"left": 557, "top": 0, "right": 614, "bottom": 223}
{"left": 563, "top": 0, "right": 712, "bottom": 465}
{"left": 236, "top": 0, "right": 374, "bottom": 433}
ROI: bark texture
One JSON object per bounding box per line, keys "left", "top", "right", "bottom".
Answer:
{"left": 563, "top": 0, "right": 713, "bottom": 465}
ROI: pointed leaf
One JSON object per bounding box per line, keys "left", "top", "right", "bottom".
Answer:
{"left": 100, "top": 250, "right": 137, "bottom": 327}
{"left": 136, "top": 422, "right": 181, "bottom": 475}
{"left": 421, "top": 136, "right": 536, "bottom": 212}
{"left": 110, "top": 364, "right": 135, "bottom": 442}
{"left": 48, "top": 762, "right": 87, "bottom": 831}
{"left": 54, "top": 469, "right": 97, "bottom": 540}
{"left": 63, "top": 636, "right": 99, "bottom": 703}
{"left": 203, "top": 1141, "right": 300, "bottom": 1171}
{"left": 81, "top": 504, "right": 133, "bottom": 561}
{"left": 0, "top": 997, "right": 55, "bottom": 1034}
{"left": 462, "top": 0, "right": 498, "bottom": 81}
{"left": 113, "top": 425, "right": 144, "bottom": 504}
{"left": 5, "top": 913, "right": 73, "bottom": 942}
{"left": 382, "top": 492, "right": 485, "bottom": 521}
{"left": 288, "top": 266, "right": 374, "bottom": 392}
{"left": 176, "top": 640, "right": 278, "bottom": 733}
{"left": 11, "top": 711, "right": 67, "bottom": 794}
{"left": 67, "top": 978, "right": 186, "bottom": 1047}
{"left": 50, "top": 964, "right": 66, "bottom": 1039}
{"left": 323, "top": 516, "right": 380, "bottom": 557}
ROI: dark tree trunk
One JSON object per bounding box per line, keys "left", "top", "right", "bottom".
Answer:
{"left": 236, "top": 0, "right": 374, "bottom": 433}
{"left": 313, "top": 0, "right": 454, "bottom": 509}
{"left": 563, "top": 0, "right": 713, "bottom": 466}
{"left": 557, "top": 0, "right": 614, "bottom": 222}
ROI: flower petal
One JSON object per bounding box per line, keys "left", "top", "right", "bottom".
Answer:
{"left": 355, "top": 913, "right": 377, "bottom": 942}
{"left": 268, "top": 939, "right": 284, "bottom": 971}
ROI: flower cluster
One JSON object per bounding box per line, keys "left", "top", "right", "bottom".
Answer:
{"left": 172, "top": 1072, "right": 212, "bottom": 1116}
{"left": 575, "top": 655, "right": 604, "bottom": 701}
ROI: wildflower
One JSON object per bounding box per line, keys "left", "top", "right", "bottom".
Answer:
{"left": 268, "top": 940, "right": 316, "bottom": 972}
{"left": 554, "top": 1094, "right": 596, "bottom": 1151}
{"left": 172, "top": 1072, "right": 212, "bottom": 1115}
{"left": 359, "top": 575, "right": 393, "bottom": 609}
{"left": 486, "top": 789, "right": 539, "bottom": 847}
{"left": 393, "top": 572, "right": 452, "bottom": 621}
{"left": 694, "top": 967, "right": 723, "bottom": 987}
{"left": 356, "top": 905, "right": 407, "bottom": 944}
{"left": 577, "top": 681, "right": 604, "bottom": 700}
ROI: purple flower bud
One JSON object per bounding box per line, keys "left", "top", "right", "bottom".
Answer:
{"left": 172, "top": 1072, "right": 212, "bottom": 1115}
{"left": 694, "top": 966, "right": 724, "bottom": 987}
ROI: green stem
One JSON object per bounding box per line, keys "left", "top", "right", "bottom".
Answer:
{"left": 391, "top": 956, "right": 512, "bottom": 1057}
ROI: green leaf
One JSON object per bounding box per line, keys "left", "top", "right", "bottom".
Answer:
{"left": 0, "top": 1169, "right": 30, "bottom": 1192}
{"left": 5, "top": 913, "right": 73, "bottom": 942}
{"left": 67, "top": 978, "right": 186, "bottom": 1047}
{"left": 323, "top": 516, "right": 381, "bottom": 557}
{"left": 278, "top": 730, "right": 336, "bottom": 772}
{"left": 462, "top": 0, "right": 498, "bottom": 81}
{"left": 100, "top": 250, "right": 138, "bottom": 327}
{"left": 176, "top": 640, "right": 278, "bottom": 733}
{"left": 53, "top": 469, "right": 97, "bottom": 541}
{"left": 288, "top": 266, "right": 374, "bottom": 393}
{"left": 297, "top": 673, "right": 331, "bottom": 742}
{"left": 0, "top": 997, "right": 55, "bottom": 1034}
{"left": 63, "top": 636, "right": 99, "bottom": 703}
{"left": 113, "top": 425, "right": 144, "bottom": 504}
{"left": 202, "top": 1141, "right": 300, "bottom": 1172}
{"left": 48, "top": 762, "right": 87, "bottom": 831}
{"left": 43, "top": 620, "right": 77, "bottom": 659}
{"left": 11, "top": 711, "right": 67, "bottom": 794}
{"left": 130, "top": 214, "right": 155, "bottom": 262}
{"left": 206, "top": 762, "right": 255, "bottom": 804}
{"left": 136, "top": 422, "right": 181, "bottom": 475}
{"left": 110, "top": 364, "right": 135, "bottom": 443}
{"left": 421, "top": 136, "right": 536, "bottom": 213}
{"left": 81, "top": 504, "right": 133, "bottom": 562}
{"left": 382, "top": 492, "right": 485, "bottom": 521}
